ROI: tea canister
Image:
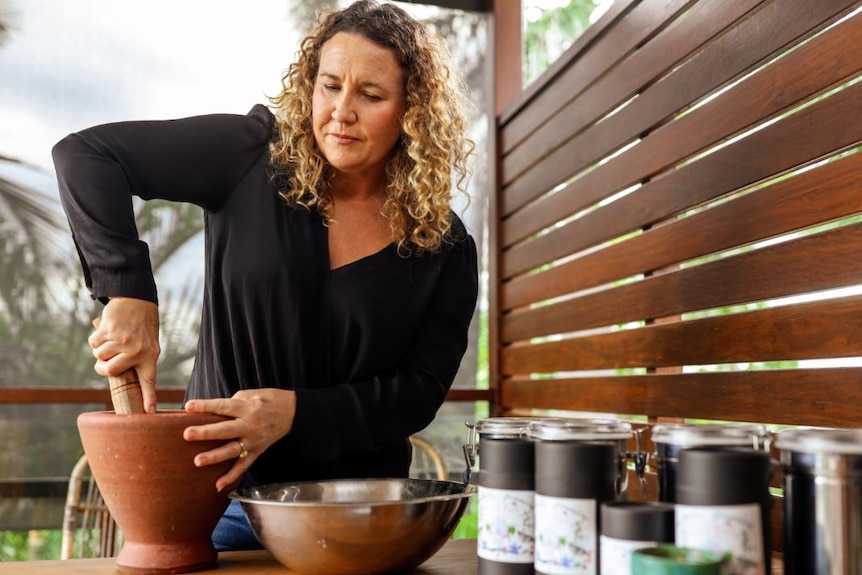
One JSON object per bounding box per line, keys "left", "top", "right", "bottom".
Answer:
{"left": 651, "top": 423, "right": 771, "bottom": 503}
{"left": 527, "top": 417, "right": 638, "bottom": 575}
{"left": 775, "top": 427, "right": 862, "bottom": 575}
{"left": 600, "top": 501, "right": 675, "bottom": 575}
{"left": 675, "top": 446, "right": 772, "bottom": 575}
{"left": 470, "top": 417, "right": 544, "bottom": 575}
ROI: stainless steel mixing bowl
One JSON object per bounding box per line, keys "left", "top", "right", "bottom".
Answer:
{"left": 231, "top": 478, "right": 476, "bottom": 575}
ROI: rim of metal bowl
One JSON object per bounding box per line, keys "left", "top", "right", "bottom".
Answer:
{"left": 229, "top": 477, "right": 477, "bottom": 507}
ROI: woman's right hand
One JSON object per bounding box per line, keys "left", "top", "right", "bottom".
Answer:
{"left": 89, "top": 297, "right": 161, "bottom": 413}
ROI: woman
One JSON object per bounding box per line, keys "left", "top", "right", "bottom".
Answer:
{"left": 52, "top": 0, "right": 478, "bottom": 550}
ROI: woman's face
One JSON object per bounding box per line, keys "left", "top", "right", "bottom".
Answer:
{"left": 312, "top": 32, "right": 406, "bottom": 185}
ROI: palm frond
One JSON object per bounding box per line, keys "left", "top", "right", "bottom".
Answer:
{"left": 0, "top": 1, "right": 19, "bottom": 49}
{"left": 155, "top": 279, "right": 205, "bottom": 387}
{"left": 0, "top": 170, "right": 71, "bottom": 323}
{"left": 135, "top": 200, "right": 204, "bottom": 271}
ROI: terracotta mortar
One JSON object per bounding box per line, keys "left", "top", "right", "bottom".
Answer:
{"left": 77, "top": 410, "right": 234, "bottom": 574}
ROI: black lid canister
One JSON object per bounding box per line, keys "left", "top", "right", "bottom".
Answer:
{"left": 474, "top": 417, "right": 539, "bottom": 490}
{"left": 600, "top": 502, "right": 675, "bottom": 575}
{"left": 529, "top": 418, "right": 634, "bottom": 575}
{"left": 676, "top": 446, "right": 771, "bottom": 506}
{"left": 475, "top": 418, "right": 539, "bottom": 575}
{"left": 529, "top": 417, "right": 633, "bottom": 499}
{"left": 601, "top": 501, "right": 675, "bottom": 542}
{"left": 675, "top": 446, "right": 772, "bottom": 575}
{"left": 651, "top": 423, "right": 771, "bottom": 503}
{"left": 479, "top": 436, "right": 535, "bottom": 490}
{"left": 534, "top": 440, "right": 618, "bottom": 499}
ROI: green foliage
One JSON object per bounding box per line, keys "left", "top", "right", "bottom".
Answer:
{"left": 0, "top": 530, "right": 60, "bottom": 561}
{"left": 476, "top": 307, "right": 489, "bottom": 389}
{"left": 524, "top": 0, "right": 596, "bottom": 85}
{"left": 452, "top": 502, "right": 478, "bottom": 539}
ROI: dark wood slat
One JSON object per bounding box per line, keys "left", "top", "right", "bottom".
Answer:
{"left": 504, "top": 222, "right": 862, "bottom": 342}
{"left": 503, "top": 0, "right": 762, "bottom": 185}
{"left": 446, "top": 388, "right": 495, "bottom": 402}
{"left": 503, "top": 148, "right": 862, "bottom": 311}
{"left": 0, "top": 387, "right": 186, "bottom": 404}
{"left": 0, "top": 479, "right": 69, "bottom": 498}
{"left": 501, "top": 0, "right": 686, "bottom": 155}
{"left": 492, "top": 0, "right": 522, "bottom": 115}
{"left": 0, "top": 387, "right": 488, "bottom": 404}
{"left": 0, "top": 501, "right": 65, "bottom": 532}
{"left": 487, "top": 5, "right": 506, "bottom": 414}
{"left": 501, "top": 294, "right": 862, "bottom": 373}
{"left": 499, "top": 369, "right": 862, "bottom": 427}
{"left": 501, "top": 0, "right": 861, "bottom": 230}
{"left": 502, "top": 75, "right": 862, "bottom": 278}
{"left": 423, "top": 0, "right": 491, "bottom": 11}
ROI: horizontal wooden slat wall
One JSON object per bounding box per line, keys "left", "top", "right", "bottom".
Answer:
{"left": 492, "top": 0, "right": 862, "bottom": 552}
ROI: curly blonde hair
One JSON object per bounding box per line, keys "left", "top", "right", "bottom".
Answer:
{"left": 268, "top": 0, "right": 474, "bottom": 256}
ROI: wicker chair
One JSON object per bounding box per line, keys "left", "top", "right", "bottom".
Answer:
{"left": 408, "top": 435, "right": 448, "bottom": 480}
{"left": 61, "top": 453, "right": 121, "bottom": 559}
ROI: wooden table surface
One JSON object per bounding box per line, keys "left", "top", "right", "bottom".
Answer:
{"left": 0, "top": 538, "right": 478, "bottom": 575}
{"left": 0, "top": 539, "right": 785, "bottom": 574}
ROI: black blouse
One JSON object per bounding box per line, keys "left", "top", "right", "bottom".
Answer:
{"left": 52, "top": 105, "right": 479, "bottom": 486}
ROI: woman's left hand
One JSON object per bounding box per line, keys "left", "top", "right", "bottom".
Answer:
{"left": 183, "top": 388, "right": 297, "bottom": 492}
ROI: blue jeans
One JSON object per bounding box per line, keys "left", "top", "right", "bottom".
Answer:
{"left": 212, "top": 499, "right": 264, "bottom": 551}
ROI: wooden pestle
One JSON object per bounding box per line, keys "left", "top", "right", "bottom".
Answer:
{"left": 107, "top": 369, "right": 146, "bottom": 414}
{"left": 92, "top": 317, "right": 146, "bottom": 414}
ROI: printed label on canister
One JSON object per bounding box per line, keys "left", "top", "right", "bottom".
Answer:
{"left": 534, "top": 493, "right": 596, "bottom": 575}
{"left": 477, "top": 486, "right": 535, "bottom": 564}
{"left": 599, "top": 536, "right": 658, "bottom": 575}
{"left": 675, "top": 503, "right": 764, "bottom": 575}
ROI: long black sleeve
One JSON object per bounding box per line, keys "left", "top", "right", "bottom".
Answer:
{"left": 52, "top": 105, "right": 273, "bottom": 302}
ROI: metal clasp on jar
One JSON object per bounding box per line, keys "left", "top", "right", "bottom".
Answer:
{"left": 462, "top": 422, "right": 477, "bottom": 485}
{"left": 625, "top": 426, "right": 649, "bottom": 498}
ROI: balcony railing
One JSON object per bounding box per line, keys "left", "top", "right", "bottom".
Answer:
{"left": 0, "top": 386, "right": 493, "bottom": 532}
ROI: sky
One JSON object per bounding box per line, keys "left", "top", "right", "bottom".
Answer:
{"left": 1, "top": 0, "right": 315, "bottom": 298}
{"left": 1, "top": 0, "right": 302, "bottom": 171}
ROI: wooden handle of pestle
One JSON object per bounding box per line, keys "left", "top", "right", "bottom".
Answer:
{"left": 92, "top": 317, "right": 146, "bottom": 414}
{"left": 107, "top": 369, "right": 146, "bottom": 414}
